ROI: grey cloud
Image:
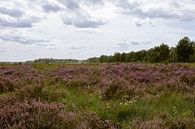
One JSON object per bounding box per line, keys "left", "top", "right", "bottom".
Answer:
{"left": 0, "top": 49, "right": 5, "bottom": 53}
{"left": 137, "top": 8, "right": 195, "bottom": 21}
{"left": 117, "top": 41, "right": 139, "bottom": 50}
{"left": 58, "top": 0, "right": 80, "bottom": 10}
{"left": 117, "top": 41, "right": 151, "bottom": 49}
{"left": 70, "top": 45, "right": 87, "bottom": 50}
{"left": 130, "top": 41, "right": 140, "bottom": 45}
{"left": 65, "top": 0, "right": 79, "bottom": 10}
{"left": 117, "top": 43, "right": 130, "bottom": 50}
{"left": 0, "top": 35, "right": 50, "bottom": 46}
{"left": 120, "top": 5, "right": 178, "bottom": 20}
{"left": 42, "top": 1, "right": 63, "bottom": 12}
{"left": 170, "top": 2, "right": 181, "bottom": 8}
{"left": 134, "top": 19, "right": 156, "bottom": 27}
{"left": 81, "top": 0, "right": 104, "bottom": 6}
{"left": 114, "top": 0, "right": 139, "bottom": 10}
{"left": 131, "top": 41, "right": 151, "bottom": 45}
{"left": 57, "top": 0, "right": 106, "bottom": 28}
{"left": 36, "top": 43, "right": 54, "bottom": 47}
{"left": 135, "top": 22, "right": 142, "bottom": 27}
{"left": 114, "top": 1, "right": 195, "bottom": 22}
{"left": 0, "top": 18, "right": 32, "bottom": 28}
{"left": 137, "top": 8, "right": 174, "bottom": 19}
{"left": 63, "top": 12, "right": 105, "bottom": 28}
{"left": 0, "top": 16, "right": 41, "bottom": 28}
{"left": 48, "top": 47, "right": 57, "bottom": 50}
{"left": 180, "top": 10, "right": 195, "bottom": 21}
{"left": 0, "top": 6, "right": 24, "bottom": 17}
{"left": 0, "top": 1, "right": 43, "bottom": 29}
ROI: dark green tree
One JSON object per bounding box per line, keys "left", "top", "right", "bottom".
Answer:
{"left": 145, "top": 48, "right": 160, "bottom": 63}
{"left": 169, "top": 47, "right": 178, "bottom": 62}
{"left": 126, "top": 52, "right": 136, "bottom": 62}
{"left": 189, "top": 42, "right": 195, "bottom": 62}
{"left": 159, "top": 43, "right": 170, "bottom": 62}
{"left": 99, "top": 55, "right": 109, "bottom": 63}
{"left": 144, "top": 44, "right": 169, "bottom": 63}
{"left": 176, "top": 37, "right": 193, "bottom": 62}
{"left": 113, "top": 53, "right": 121, "bottom": 62}
{"left": 121, "top": 52, "right": 126, "bottom": 62}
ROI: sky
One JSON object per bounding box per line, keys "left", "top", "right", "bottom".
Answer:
{"left": 0, "top": 0, "right": 195, "bottom": 62}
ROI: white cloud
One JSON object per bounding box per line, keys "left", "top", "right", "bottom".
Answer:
{"left": 58, "top": 0, "right": 106, "bottom": 28}
{"left": 0, "top": 0, "right": 195, "bottom": 61}
{"left": 0, "top": 0, "right": 43, "bottom": 28}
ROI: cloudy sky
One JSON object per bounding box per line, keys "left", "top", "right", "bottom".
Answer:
{"left": 0, "top": 0, "right": 195, "bottom": 61}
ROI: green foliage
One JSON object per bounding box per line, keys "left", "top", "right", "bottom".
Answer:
{"left": 88, "top": 36, "right": 195, "bottom": 63}
{"left": 113, "top": 53, "right": 122, "bottom": 62}
{"left": 91, "top": 43, "right": 170, "bottom": 63}
{"left": 176, "top": 37, "right": 194, "bottom": 62}
{"left": 189, "top": 42, "right": 195, "bottom": 62}
{"left": 99, "top": 55, "right": 112, "bottom": 63}
{"left": 145, "top": 48, "right": 160, "bottom": 63}
{"left": 158, "top": 43, "right": 170, "bottom": 61}
{"left": 169, "top": 47, "right": 178, "bottom": 62}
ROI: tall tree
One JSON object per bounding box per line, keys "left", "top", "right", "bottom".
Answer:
{"left": 189, "top": 42, "right": 195, "bottom": 62}
{"left": 176, "top": 37, "right": 193, "bottom": 62}
{"left": 145, "top": 48, "right": 160, "bottom": 63}
{"left": 99, "top": 55, "right": 108, "bottom": 63}
{"left": 169, "top": 47, "right": 178, "bottom": 62}
{"left": 113, "top": 53, "right": 121, "bottom": 62}
{"left": 159, "top": 43, "right": 170, "bottom": 62}
{"left": 121, "top": 52, "right": 126, "bottom": 62}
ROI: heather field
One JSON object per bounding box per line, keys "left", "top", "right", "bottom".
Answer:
{"left": 0, "top": 63, "right": 195, "bottom": 129}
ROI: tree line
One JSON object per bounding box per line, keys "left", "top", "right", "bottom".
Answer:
{"left": 88, "top": 37, "right": 195, "bottom": 63}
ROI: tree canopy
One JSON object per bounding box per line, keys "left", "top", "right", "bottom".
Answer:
{"left": 87, "top": 36, "right": 195, "bottom": 63}
{"left": 176, "top": 37, "right": 194, "bottom": 62}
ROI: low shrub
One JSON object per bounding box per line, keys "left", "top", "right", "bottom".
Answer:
{"left": 0, "top": 77, "right": 15, "bottom": 94}
{"left": 0, "top": 100, "right": 68, "bottom": 129}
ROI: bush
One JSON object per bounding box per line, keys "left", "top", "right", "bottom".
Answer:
{"left": 0, "top": 78, "right": 15, "bottom": 94}
{"left": 0, "top": 100, "right": 69, "bottom": 129}
{"left": 102, "top": 80, "right": 125, "bottom": 100}
{"left": 85, "top": 113, "right": 120, "bottom": 129}
{"left": 180, "top": 75, "right": 195, "bottom": 87}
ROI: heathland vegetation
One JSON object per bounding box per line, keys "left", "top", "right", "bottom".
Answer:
{"left": 0, "top": 63, "right": 194, "bottom": 129}
{"left": 0, "top": 36, "right": 195, "bottom": 129}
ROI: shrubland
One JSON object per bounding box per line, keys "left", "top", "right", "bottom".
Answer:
{"left": 0, "top": 63, "right": 194, "bottom": 129}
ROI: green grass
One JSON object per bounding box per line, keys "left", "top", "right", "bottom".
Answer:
{"left": 32, "top": 63, "right": 64, "bottom": 72}
{"left": 186, "top": 63, "right": 195, "bottom": 68}
{"left": 45, "top": 81, "right": 194, "bottom": 128}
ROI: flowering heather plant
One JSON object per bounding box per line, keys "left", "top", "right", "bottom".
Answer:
{"left": 132, "top": 117, "right": 195, "bottom": 129}
{"left": 0, "top": 99, "right": 118, "bottom": 129}
{"left": 0, "top": 100, "right": 65, "bottom": 129}
{"left": 52, "top": 63, "right": 195, "bottom": 99}
{"left": 52, "top": 66, "right": 101, "bottom": 88}
{"left": 0, "top": 77, "right": 14, "bottom": 93}
{"left": 0, "top": 65, "right": 43, "bottom": 94}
